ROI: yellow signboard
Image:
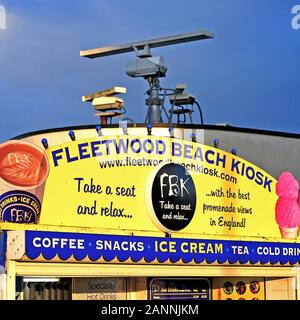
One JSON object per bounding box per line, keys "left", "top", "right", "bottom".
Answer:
{"left": 28, "top": 134, "right": 280, "bottom": 239}
{"left": 2, "top": 133, "right": 296, "bottom": 240}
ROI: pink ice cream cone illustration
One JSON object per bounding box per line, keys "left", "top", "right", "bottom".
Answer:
{"left": 298, "top": 196, "right": 300, "bottom": 237}
{"left": 275, "top": 172, "right": 300, "bottom": 239}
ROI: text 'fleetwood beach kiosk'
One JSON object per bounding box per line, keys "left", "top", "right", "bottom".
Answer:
{"left": 0, "top": 30, "right": 300, "bottom": 300}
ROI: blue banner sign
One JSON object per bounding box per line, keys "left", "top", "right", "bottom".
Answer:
{"left": 0, "top": 232, "right": 6, "bottom": 273}
{"left": 25, "top": 231, "right": 300, "bottom": 265}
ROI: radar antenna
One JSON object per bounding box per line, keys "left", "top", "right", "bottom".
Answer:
{"left": 81, "top": 30, "right": 214, "bottom": 124}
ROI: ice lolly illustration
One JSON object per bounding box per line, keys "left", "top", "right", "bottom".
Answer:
{"left": 275, "top": 171, "right": 300, "bottom": 239}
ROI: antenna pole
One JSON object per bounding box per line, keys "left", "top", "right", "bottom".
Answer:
{"left": 147, "top": 77, "right": 161, "bottom": 123}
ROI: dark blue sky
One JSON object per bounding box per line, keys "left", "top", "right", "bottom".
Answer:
{"left": 0, "top": 0, "right": 299, "bottom": 142}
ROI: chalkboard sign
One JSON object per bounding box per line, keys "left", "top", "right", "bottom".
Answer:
{"left": 149, "top": 278, "right": 211, "bottom": 300}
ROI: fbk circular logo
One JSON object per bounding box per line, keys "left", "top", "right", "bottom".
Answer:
{"left": 147, "top": 163, "right": 196, "bottom": 232}
{"left": 0, "top": 190, "right": 41, "bottom": 223}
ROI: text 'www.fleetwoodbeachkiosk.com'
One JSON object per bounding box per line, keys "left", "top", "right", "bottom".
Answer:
{"left": 98, "top": 156, "right": 238, "bottom": 185}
